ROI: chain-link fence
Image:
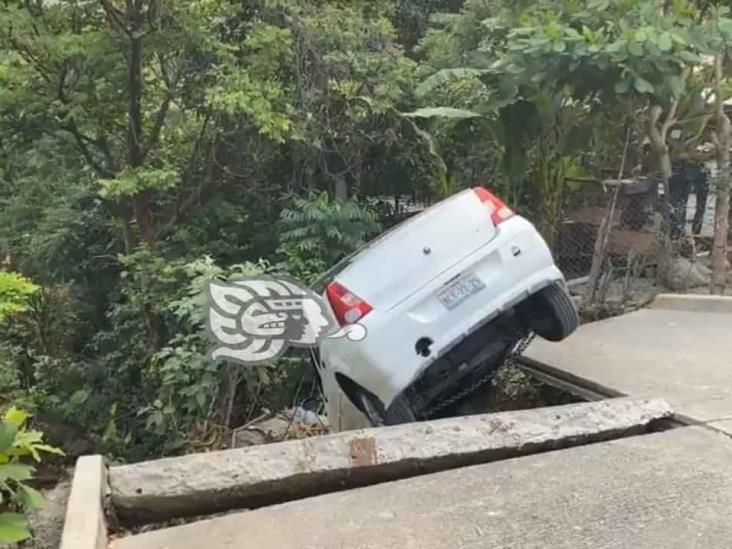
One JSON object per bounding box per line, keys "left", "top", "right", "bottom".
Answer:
{"left": 555, "top": 176, "right": 659, "bottom": 278}
{"left": 552, "top": 162, "right": 731, "bottom": 317}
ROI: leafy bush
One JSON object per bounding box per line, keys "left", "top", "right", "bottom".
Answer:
{"left": 146, "top": 256, "right": 324, "bottom": 454}
{"left": 0, "top": 407, "right": 62, "bottom": 544}
{"left": 0, "top": 252, "right": 314, "bottom": 460}
{"left": 0, "top": 273, "right": 44, "bottom": 409}
{"left": 144, "top": 257, "right": 272, "bottom": 452}
{"left": 278, "top": 193, "right": 380, "bottom": 283}
{"left": 0, "top": 273, "right": 39, "bottom": 323}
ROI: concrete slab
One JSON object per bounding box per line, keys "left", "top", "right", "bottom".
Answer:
{"left": 59, "top": 455, "right": 107, "bottom": 549}
{"left": 112, "top": 427, "right": 732, "bottom": 549}
{"left": 109, "top": 397, "right": 671, "bottom": 523}
{"left": 525, "top": 306, "right": 732, "bottom": 425}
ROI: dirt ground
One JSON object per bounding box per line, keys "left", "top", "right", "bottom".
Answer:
{"left": 447, "top": 363, "right": 582, "bottom": 418}
{"left": 12, "top": 475, "right": 72, "bottom": 549}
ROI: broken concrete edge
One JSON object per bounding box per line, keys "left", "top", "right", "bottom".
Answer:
{"left": 652, "top": 293, "right": 732, "bottom": 314}
{"left": 108, "top": 397, "right": 673, "bottom": 525}
{"left": 706, "top": 419, "right": 732, "bottom": 437}
{"left": 59, "top": 455, "right": 108, "bottom": 549}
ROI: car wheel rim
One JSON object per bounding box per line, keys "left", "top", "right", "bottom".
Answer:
{"left": 359, "top": 393, "right": 383, "bottom": 426}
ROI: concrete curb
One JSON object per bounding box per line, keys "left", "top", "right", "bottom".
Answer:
{"left": 59, "top": 455, "right": 108, "bottom": 549}
{"left": 109, "top": 397, "right": 672, "bottom": 523}
{"left": 652, "top": 293, "right": 732, "bottom": 313}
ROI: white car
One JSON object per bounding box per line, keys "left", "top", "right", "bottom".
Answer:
{"left": 314, "top": 187, "right": 578, "bottom": 430}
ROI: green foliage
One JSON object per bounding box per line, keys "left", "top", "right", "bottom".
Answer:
{"left": 404, "top": 106, "right": 482, "bottom": 119}
{"left": 0, "top": 273, "right": 38, "bottom": 323}
{"left": 145, "top": 257, "right": 271, "bottom": 450}
{"left": 0, "top": 407, "right": 62, "bottom": 544}
{"left": 99, "top": 168, "right": 179, "bottom": 199}
{"left": 278, "top": 193, "right": 380, "bottom": 283}
{"left": 0, "top": 0, "right": 729, "bottom": 464}
{"left": 0, "top": 0, "right": 428, "bottom": 461}
{"left": 415, "top": 68, "right": 487, "bottom": 98}
{"left": 410, "top": 0, "right": 729, "bottom": 237}
{"left": 486, "top": 0, "right": 706, "bottom": 105}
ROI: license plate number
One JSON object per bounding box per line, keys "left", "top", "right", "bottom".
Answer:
{"left": 437, "top": 274, "right": 485, "bottom": 310}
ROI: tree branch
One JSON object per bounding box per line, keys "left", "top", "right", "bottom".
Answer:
{"left": 142, "top": 94, "right": 171, "bottom": 161}
{"left": 57, "top": 63, "right": 69, "bottom": 102}
{"left": 155, "top": 182, "right": 224, "bottom": 241}
{"left": 101, "top": 0, "right": 132, "bottom": 36}
{"left": 97, "top": 134, "right": 119, "bottom": 173}
{"left": 661, "top": 68, "right": 691, "bottom": 138}
{"left": 54, "top": 57, "right": 116, "bottom": 177}
{"left": 141, "top": 54, "right": 177, "bottom": 161}
{"left": 6, "top": 35, "right": 53, "bottom": 84}
{"left": 64, "top": 119, "right": 116, "bottom": 178}
{"left": 156, "top": 134, "right": 220, "bottom": 240}
{"left": 647, "top": 104, "right": 664, "bottom": 148}
{"left": 661, "top": 98, "right": 681, "bottom": 138}
{"left": 184, "top": 109, "right": 211, "bottom": 173}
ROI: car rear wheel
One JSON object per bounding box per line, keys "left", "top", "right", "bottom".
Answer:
{"left": 517, "top": 283, "right": 578, "bottom": 342}
{"left": 336, "top": 374, "right": 386, "bottom": 427}
{"left": 353, "top": 390, "right": 418, "bottom": 427}
{"left": 354, "top": 389, "right": 385, "bottom": 427}
{"left": 384, "top": 395, "right": 417, "bottom": 426}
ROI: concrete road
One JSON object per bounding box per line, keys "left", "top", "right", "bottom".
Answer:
{"left": 109, "top": 296, "right": 732, "bottom": 548}
{"left": 114, "top": 427, "right": 732, "bottom": 549}
{"left": 525, "top": 298, "right": 732, "bottom": 433}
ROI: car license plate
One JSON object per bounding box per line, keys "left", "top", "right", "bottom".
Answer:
{"left": 437, "top": 274, "right": 485, "bottom": 310}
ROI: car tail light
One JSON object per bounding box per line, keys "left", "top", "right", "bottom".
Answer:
{"left": 326, "top": 281, "right": 373, "bottom": 325}
{"left": 473, "top": 186, "right": 514, "bottom": 225}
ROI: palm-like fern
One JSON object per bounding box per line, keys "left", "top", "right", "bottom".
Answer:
{"left": 277, "top": 193, "right": 380, "bottom": 282}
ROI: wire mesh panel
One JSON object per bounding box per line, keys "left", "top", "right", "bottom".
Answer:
{"left": 553, "top": 178, "right": 661, "bottom": 282}
{"left": 554, "top": 161, "right": 732, "bottom": 315}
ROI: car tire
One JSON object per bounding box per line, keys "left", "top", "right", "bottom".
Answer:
{"left": 336, "top": 373, "right": 387, "bottom": 427}
{"left": 384, "top": 395, "right": 418, "bottom": 426}
{"left": 351, "top": 387, "right": 385, "bottom": 427}
{"left": 518, "top": 283, "right": 579, "bottom": 342}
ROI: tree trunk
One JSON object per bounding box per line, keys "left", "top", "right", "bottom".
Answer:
{"left": 125, "top": 0, "right": 163, "bottom": 348}
{"left": 646, "top": 104, "right": 677, "bottom": 285}
{"left": 652, "top": 140, "right": 677, "bottom": 284}
{"left": 712, "top": 53, "right": 731, "bottom": 295}
{"left": 127, "top": 0, "right": 155, "bottom": 246}
{"left": 221, "top": 364, "right": 241, "bottom": 428}
{"left": 334, "top": 174, "right": 348, "bottom": 202}
{"left": 647, "top": 108, "right": 673, "bottom": 225}
{"left": 585, "top": 123, "right": 631, "bottom": 304}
